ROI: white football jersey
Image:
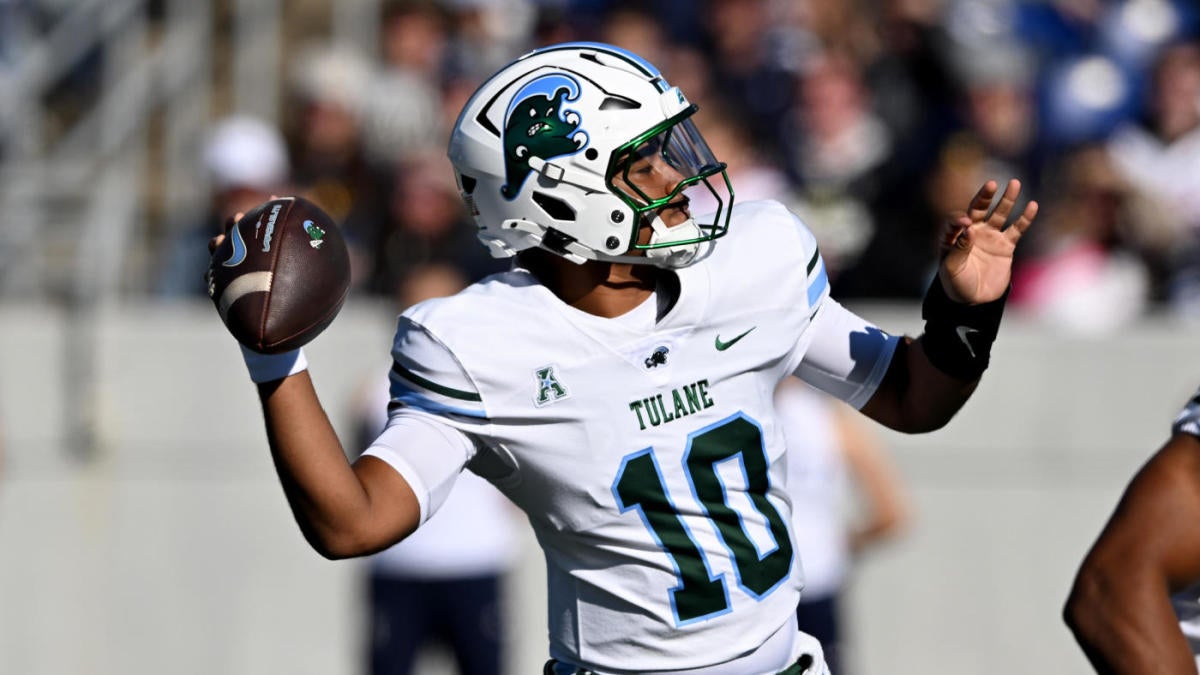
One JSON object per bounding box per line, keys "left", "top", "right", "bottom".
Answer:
{"left": 366, "top": 200, "right": 897, "bottom": 674}
{"left": 1172, "top": 390, "right": 1200, "bottom": 664}
{"left": 1171, "top": 582, "right": 1200, "bottom": 667}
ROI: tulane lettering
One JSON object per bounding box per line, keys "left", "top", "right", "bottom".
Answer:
{"left": 628, "top": 379, "right": 715, "bottom": 430}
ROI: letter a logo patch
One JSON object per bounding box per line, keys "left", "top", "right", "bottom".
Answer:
{"left": 534, "top": 365, "right": 569, "bottom": 407}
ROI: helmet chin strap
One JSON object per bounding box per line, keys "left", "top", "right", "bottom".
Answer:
{"left": 643, "top": 214, "right": 702, "bottom": 268}
{"left": 590, "top": 214, "right": 706, "bottom": 269}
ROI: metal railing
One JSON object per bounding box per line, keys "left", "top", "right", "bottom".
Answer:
{"left": 0, "top": 0, "right": 199, "bottom": 303}
{"left": 0, "top": 0, "right": 385, "bottom": 302}
{"left": 0, "top": 0, "right": 382, "bottom": 457}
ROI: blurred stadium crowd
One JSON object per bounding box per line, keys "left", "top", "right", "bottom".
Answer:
{"left": 6, "top": 0, "right": 1200, "bottom": 335}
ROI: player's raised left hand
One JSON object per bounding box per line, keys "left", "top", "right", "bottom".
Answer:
{"left": 937, "top": 179, "right": 1038, "bottom": 304}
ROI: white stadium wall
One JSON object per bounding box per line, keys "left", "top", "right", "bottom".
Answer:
{"left": 0, "top": 299, "right": 1195, "bottom": 675}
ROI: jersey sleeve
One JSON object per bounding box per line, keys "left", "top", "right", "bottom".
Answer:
{"left": 798, "top": 220, "right": 831, "bottom": 313}
{"left": 361, "top": 313, "right": 490, "bottom": 524}
{"left": 1173, "top": 388, "right": 1200, "bottom": 438}
{"left": 361, "top": 411, "right": 478, "bottom": 525}
{"left": 793, "top": 297, "right": 899, "bottom": 410}
{"left": 388, "top": 314, "right": 488, "bottom": 421}
{"left": 767, "top": 205, "right": 898, "bottom": 409}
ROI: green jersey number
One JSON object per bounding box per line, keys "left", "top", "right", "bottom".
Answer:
{"left": 612, "top": 413, "right": 793, "bottom": 625}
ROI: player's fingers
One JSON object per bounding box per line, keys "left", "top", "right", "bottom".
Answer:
{"left": 951, "top": 223, "right": 972, "bottom": 251}
{"left": 988, "top": 179, "right": 1022, "bottom": 227}
{"left": 1005, "top": 199, "right": 1039, "bottom": 240}
{"left": 212, "top": 211, "right": 246, "bottom": 252}
{"left": 967, "top": 180, "right": 999, "bottom": 222}
{"left": 938, "top": 214, "right": 971, "bottom": 251}
{"left": 208, "top": 233, "right": 226, "bottom": 254}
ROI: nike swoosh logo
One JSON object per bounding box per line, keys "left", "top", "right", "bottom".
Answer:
{"left": 715, "top": 327, "right": 756, "bottom": 351}
{"left": 223, "top": 224, "right": 248, "bottom": 267}
{"left": 956, "top": 325, "right": 979, "bottom": 359}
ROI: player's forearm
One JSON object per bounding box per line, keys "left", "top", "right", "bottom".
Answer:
{"left": 861, "top": 338, "right": 978, "bottom": 433}
{"left": 870, "top": 275, "right": 1008, "bottom": 433}
{"left": 256, "top": 372, "right": 379, "bottom": 559}
{"left": 1065, "top": 566, "right": 1196, "bottom": 674}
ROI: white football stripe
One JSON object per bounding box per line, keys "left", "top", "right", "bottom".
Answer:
{"left": 218, "top": 271, "right": 273, "bottom": 321}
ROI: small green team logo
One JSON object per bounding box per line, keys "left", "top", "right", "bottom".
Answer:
{"left": 534, "top": 365, "right": 569, "bottom": 407}
{"left": 303, "top": 219, "right": 326, "bottom": 249}
{"left": 644, "top": 346, "right": 669, "bottom": 369}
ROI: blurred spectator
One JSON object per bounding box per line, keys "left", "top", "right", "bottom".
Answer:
{"left": 1023, "top": 1, "right": 1195, "bottom": 150}
{"left": 784, "top": 49, "right": 891, "bottom": 277}
{"left": 285, "top": 43, "right": 377, "bottom": 226}
{"left": 793, "top": 0, "right": 873, "bottom": 61}
{"left": 361, "top": 0, "right": 450, "bottom": 171}
{"left": 1106, "top": 40, "right": 1200, "bottom": 315}
{"left": 1011, "top": 144, "right": 1151, "bottom": 336}
{"left": 381, "top": 0, "right": 452, "bottom": 78}
{"left": 661, "top": 42, "right": 717, "bottom": 112}
{"left": 14, "top": 0, "right": 1200, "bottom": 313}
{"left": 446, "top": 0, "right": 539, "bottom": 81}
{"left": 699, "top": 0, "right": 798, "bottom": 150}
{"left": 351, "top": 264, "right": 519, "bottom": 675}
{"left": 531, "top": 3, "right": 580, "bottom": 47}
{"left": 788, "top": 50, "right": 892, "bottom": 192}
{"left": 155, "top": 114, "right": 289, "bottom": 298}
{"left": 597, "top": 1, "right": 671, "bottom": 74}
{"left": 861, "top": 0, "right": 961, "bottom": 179}
{"left": 776, "top": 377, "right": 911, "bottom": 675}
{"left": 687, "top": 101, "right": 792, "bottom": 217}
{"left": 360, "top": 152, "right": 508, "bottom": 297}
{"left": 284, "top": 43, "right": 383, "bottom": 290}
{"left": 438, "top": 75, "right": 487, "bottom": 149}
{"left": 949, "top": 39, "right": 1041, "bottom": 186}
{"left": 832, "top": 133, "right": 991, "bottom": 299}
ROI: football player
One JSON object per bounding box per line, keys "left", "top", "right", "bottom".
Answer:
{"left": 212, "top": 43, "right": 1037, "bottom": 674}
{"left": 1065, "top": 389, "right": 1200, "bottom": 672}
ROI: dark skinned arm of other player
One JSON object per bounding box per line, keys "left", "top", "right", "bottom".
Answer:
{"left": 860, "top": 179, "right": 1038, "bottom": 433}
{"left": 1064, "top": 431, "right": 1200, "bottom": 673}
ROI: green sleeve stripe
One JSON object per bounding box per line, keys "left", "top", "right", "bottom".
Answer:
{"left": 391, "top": 361, "right": 482, "bottom": 402}
{"left": 806, "top": 247, "right": 820, "bottom": 275}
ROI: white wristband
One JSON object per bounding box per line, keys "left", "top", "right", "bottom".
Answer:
{"left": 240, "top": 345, "right": 308, "bottom": 384}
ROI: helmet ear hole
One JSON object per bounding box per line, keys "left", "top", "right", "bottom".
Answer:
{"left": 532, "top": 192, "right": 576, "bottom": 221}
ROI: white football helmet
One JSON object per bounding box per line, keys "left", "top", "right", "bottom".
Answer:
{"left": 448, "top": 42, "right": 733, "bottom": 269}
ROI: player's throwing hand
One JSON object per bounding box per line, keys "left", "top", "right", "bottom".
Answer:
{"left": 937, "top": 179, "right": 1039, "bottom": 305}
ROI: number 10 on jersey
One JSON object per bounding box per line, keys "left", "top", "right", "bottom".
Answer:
{"left": 612, "top": 413, "right": 793, "bottom": 624}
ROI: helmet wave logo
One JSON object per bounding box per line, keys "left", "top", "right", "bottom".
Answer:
{"left": 501, "top": 74, "right": 588, "bottom": 199}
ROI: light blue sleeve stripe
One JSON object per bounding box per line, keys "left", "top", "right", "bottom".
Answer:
{"left": 806, "top": 258, "right": 829, "bottom": 307}
{"left": 390, "top": 379, "right": 488, "bottom": 419}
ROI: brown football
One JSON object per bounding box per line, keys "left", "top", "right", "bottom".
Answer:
{"left": 207, "top": 196, "right": 351, "bottom": 354}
